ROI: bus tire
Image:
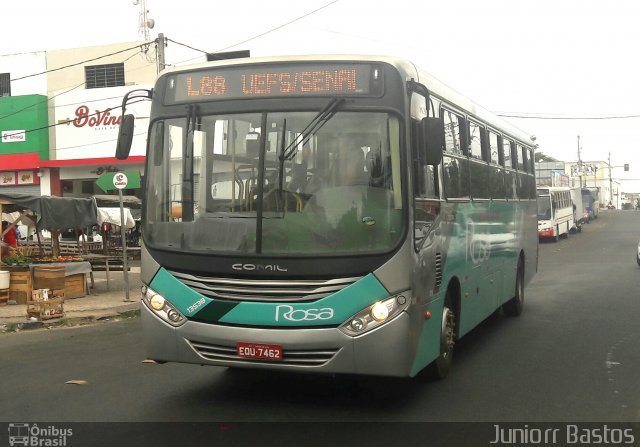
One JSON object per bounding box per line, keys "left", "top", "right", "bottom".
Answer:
{"left": 427, "top": 291, "right": 456, "bottom": 380}
{"left": 502, "top": 259, "right": 524, "bottom": 317}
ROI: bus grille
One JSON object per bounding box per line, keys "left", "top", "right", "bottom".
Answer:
{"left": 167, "top": 270, "right": 361, "bottom": 303}
{"left": 188, "top": 340, "right": 339, "bottom": 367}
{"left": 434, "top": 252, "right": 443, "bottom": 288}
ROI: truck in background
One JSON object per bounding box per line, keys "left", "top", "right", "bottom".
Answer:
{"left": 581, "top": 187, "right": 600, "bottom": 221}
{"left": 570, "top": 187, "right": 585, "bottom": 233}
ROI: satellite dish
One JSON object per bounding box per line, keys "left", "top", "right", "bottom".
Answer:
{"left": 146, "top": 18, "right": 155, "bottom": 29}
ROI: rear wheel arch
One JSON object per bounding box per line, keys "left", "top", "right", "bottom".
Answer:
{"left": 425, "top": 278, "right": 461, "bottom": 380}
{"left": 502, "top": 253, "right": 525, "bottom": 317}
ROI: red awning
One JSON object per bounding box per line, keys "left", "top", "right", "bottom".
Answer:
{"left": 39, "top": 156, "right": 146, "bottom": 167}
{"left": 0, "top": 153, "right": 145, "bottom": 170}
{"left": 0, "top": 153, "right": 41, "bottom": 170}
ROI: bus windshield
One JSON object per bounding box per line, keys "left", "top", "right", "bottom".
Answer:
{"left": 143, "top": 109, "right": 404, "bottom": 257}
{"left": 537, "top": 196, "right": 551, "bottom": 220}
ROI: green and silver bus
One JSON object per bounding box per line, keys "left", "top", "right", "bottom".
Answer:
{"left": 116, "top": 54, "right": 538, "bottom": 378}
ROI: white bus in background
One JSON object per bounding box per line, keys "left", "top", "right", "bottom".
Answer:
{"left": 537, "top": 187, "right": 575, "bottom": 241}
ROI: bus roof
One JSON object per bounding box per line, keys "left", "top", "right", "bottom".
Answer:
{"left": 537, "top": 186, "right": 572, "bottom": 191}
{"left": 159, "top": 54, "right": 535, "bottom": 147}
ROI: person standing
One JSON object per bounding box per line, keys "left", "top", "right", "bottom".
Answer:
{"left": 2, "top": 221, "right": 18, "bottom": 258}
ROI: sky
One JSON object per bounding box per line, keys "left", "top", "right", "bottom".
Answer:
{"left": 4, "top": 0, "right": 640, "bottom": 191}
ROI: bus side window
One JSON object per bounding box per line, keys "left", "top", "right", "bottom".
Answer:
{"left": 442, "top": 109, "right": 470, "bottom": 200}
{"left": 527, "top": 147, "right": 536, "bottom": 199}
{"left": 468, "top": 120, "right": 490, "bottom": 199}
{"left": 503, "top": 139, "right": 516, "bottom": 200}
{"left": 515, "top": 144, "right": 527, "bottom": 199}
{"left": 489, "top": 131, "right": 505, "bottom": 200}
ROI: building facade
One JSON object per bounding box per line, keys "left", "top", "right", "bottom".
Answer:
{"left": 0, "top": 41, "right": 156, "bottom": 199}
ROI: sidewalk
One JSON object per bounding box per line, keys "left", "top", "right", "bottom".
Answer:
{"left": 0, "top": 263, "right": 142, "bottom": 333}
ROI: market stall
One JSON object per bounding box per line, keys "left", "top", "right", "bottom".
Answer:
{"left": 1, "top": 193, "right": 98, "bottom": 302}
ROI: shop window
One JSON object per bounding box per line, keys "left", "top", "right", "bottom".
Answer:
{"left": 62, "top": 180, "right": 74, "bottom": 194}
{"left": 82, "top": 180, "right": 96, "bottom": 194}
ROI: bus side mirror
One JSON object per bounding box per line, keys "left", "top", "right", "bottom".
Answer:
{"left": 422, "top": 117, "right": 444, "bottom": 165}
{"left": 116, "top": 114, "right": 135, "bottom": 160}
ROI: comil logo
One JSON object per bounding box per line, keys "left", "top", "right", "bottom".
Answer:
{"left": 8, "top": 423, "right": 73, "bottom": 446}
{"left": 232, "top": 263, "right": 288, "bottom": 272}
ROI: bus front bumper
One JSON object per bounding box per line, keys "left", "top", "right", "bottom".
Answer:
{"left": 538, "top": 228, "right": 555, "bottom": 238}
{"left": 141, "top": 304, "right": 415, "bottom": 377}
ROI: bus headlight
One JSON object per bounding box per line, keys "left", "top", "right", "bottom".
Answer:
{"left": 149, "top": 294, "right": 166, "bottom": 311}
{"left": 371, "top": 302, "right": 390, "bottom": 321}
{"left": 339, "top": 293, "right": 410, "bottom": 337}
{"left": 142, "top": 286, "right": 186, "bottom": 327}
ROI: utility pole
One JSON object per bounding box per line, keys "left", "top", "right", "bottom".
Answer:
{"left": 156, "top": 33, "right": 166, "bottom": 73}
{"left": 608, "top": 152, "right": 613, "bottom": 206}
{"left": 577, "top": 135, "right": 583, "bottom": 188}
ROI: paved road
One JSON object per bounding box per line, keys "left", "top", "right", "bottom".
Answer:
{"left": 1, "top": 211, "right": 639, "bottom": 430}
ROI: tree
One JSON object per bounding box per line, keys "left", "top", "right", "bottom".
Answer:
{"left": 535, "top": 152, "right": 558, "bottom": 162}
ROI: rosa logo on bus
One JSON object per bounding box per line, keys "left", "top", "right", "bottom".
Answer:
{"left": 275, "top": 305, "right": 334, "bottom": 322}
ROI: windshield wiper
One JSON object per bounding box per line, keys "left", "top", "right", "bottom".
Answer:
{"left": 280, "top": 97, "right": 344, "bottom": 162}
{"left": 182, "top": 104, "right": 200, "bottom": 221}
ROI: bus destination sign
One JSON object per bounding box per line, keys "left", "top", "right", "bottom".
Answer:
{"left": 165, "top": 63, "right": 382, "bottom": 104}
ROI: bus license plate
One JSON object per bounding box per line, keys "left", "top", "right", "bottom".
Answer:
{"left": 237, "top": 342, "right": 283, "bottom": 361}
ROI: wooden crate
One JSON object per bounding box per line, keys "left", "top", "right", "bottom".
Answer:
{"left": 26, "top": 296, "right": 65, "bottom": 320}
{"left": 64, "top": 274, "right": 87, "bottom": 299}
{"left": 7, "top": 267, "right": 32, "bottom": 305}
{"left": 0, "top": 288, "right": 9, "bottom": 306}
{"left": 31, "top": 289, "right": 64, "bottom": 301}
{"left": 33, "top": 265, "right": 65, "bottom": 290}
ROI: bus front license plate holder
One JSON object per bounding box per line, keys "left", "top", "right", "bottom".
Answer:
{"left": 237, "top": 342, "right": 283, "bottom": 361}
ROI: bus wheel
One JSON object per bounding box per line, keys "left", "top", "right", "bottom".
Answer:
{"left": 503, "top": 260, "right": 524, "bottom": 317}
{"left": 428, "top": 296, "right": 456, "bottom": 380}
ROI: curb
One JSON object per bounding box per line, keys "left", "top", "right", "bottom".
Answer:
{"left": 0, "top": 308, "right": 141, "bottom": 333}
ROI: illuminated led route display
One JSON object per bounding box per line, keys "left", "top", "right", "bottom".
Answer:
{"left": 165, "top": 63, "right": 383, "bottom": 103}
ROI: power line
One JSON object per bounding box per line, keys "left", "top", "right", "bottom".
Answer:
{"left": 496, "top": 112, "right": 640, "bottom": 120}
{"left": 4, "top": 0, "right": 337, "bottom": 149}
{"left": 1, "top": 98, "right": 147, "bottom": 140}
{"left": 0, "top": 82, "right": 85, "bottom": 122}
{"left": 167, "top": 0, "right": 341, "bottom": 66}
{"left": 0, "top": 51, "right": 147, "bottom": 122}
{"left": 55, "top": 131, "right": 146, "bottom": 152}
{"left": 9, "top": 42, "right": 150, "bottom": 82}
{"left": 165, "top": 38, "right": 207, "bottom": 55}
{"left": 214, "top": 0, "right": 340, "bottom": 53}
